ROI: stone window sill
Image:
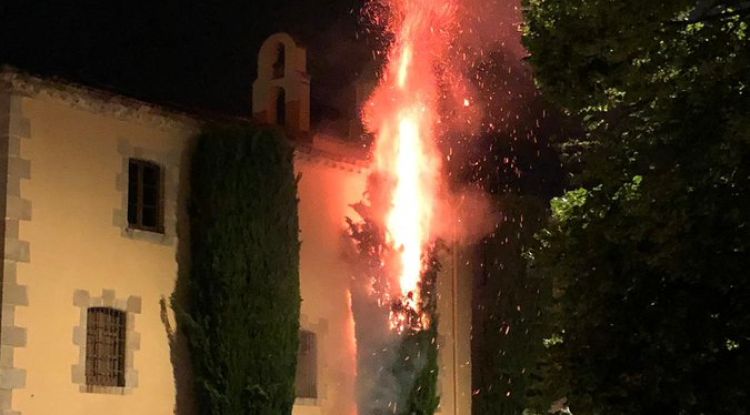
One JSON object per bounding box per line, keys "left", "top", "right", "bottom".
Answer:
{"left": 295, "top": 397, "right": 321, "bottom": 407}
{"left": 123, "top": 227, "right": 173, "bottom": 245}
{"left": 80, "top": 384, "right": 131, "bottom": 395}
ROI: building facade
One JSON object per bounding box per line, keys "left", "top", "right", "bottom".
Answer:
{"left": 0, "top": 34, "right": 471, "bottom": 415}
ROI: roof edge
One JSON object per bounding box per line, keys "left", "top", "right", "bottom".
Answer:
{"left": 0, "top": 65, "right": 370, "bottom": 168}
{"left": 0, "top": 65, "right": 205, "bottom": 131}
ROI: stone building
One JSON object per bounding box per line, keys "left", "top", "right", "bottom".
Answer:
{"left": 0, "top": 34, "right": 472, "bottom": 415}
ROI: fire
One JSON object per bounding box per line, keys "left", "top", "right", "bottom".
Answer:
{"left": 397, "top": 45, "right": 412, "bottom": 88}
{"left": 387, "top": 116, "right": 425, "bottom": 300}
{"left": 345, "top": 290, "right": 359, "bottom": 415}
{"left": 364, "top": 0, "right": 457, "bottom": 332}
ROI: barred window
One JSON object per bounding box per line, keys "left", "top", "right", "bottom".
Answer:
{"left": 86, "top": 307, "right": 126, "bottom": 387}
{"left": 127, "top": 159, "right": 163, "bottom": 232}
{"left": 295, "top": 330, "right": 317, "bottom": 399}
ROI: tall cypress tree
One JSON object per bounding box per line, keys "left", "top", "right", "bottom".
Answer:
{"left": 178, "top": 124, "right": 300, "bottom": 415}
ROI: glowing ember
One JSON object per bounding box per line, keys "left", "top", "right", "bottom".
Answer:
{"left": 364, "top": 0, "right": 457, "bottom": 332}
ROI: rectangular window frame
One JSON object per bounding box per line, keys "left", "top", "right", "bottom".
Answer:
{"left": 127, "top": 158, "right": 164, "bottom": 234}
{"left": 295, "top": 330, "right": 318, "bottom": 399}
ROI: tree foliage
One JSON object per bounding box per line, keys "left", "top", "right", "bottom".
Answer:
{"left": 523, "top": 1, "right": 750, "bottom": 413}
{"left": 177, "top": 124, "right": 301, "bottom": 415}
{"left": 397, "top": 255, "right": 441, "bottom": 415}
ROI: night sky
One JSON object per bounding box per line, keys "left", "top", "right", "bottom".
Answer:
{"left": 0, "top": 0, "right": 370, "bottom": 119}
{"left": 1, "top": 0, "right": 563, "bottom": 197}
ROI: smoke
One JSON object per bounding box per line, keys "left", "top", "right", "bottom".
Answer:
{"left": 438, "top": 0, "right": 527, "bottom": 128}
{"left": 433, "top": 185, "right": 499, "bottom": 245}
{"left": 432, "top": 0, "right": 523, "bottom": 248}
{"left": 350, "top": 287, "right": 424, "bottom": 414}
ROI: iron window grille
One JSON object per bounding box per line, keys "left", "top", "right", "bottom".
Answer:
{"left": 127, "top": 159, "right": 163, "bottom": 233}
{"left": 295, "top": 330, "right": 318, "bottom": 399}
{"left": 86, "top": 307, "right": 127, "bottom": 387}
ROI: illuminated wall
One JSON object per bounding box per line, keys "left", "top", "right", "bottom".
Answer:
{"left": 0, "top": 71, "right": 197, "bottom": 415}
{"left": 292, "top": 139, "right": 366, "bottom": 415}
{"left": 0, "top": 68, "right": 471, "bottom": 415}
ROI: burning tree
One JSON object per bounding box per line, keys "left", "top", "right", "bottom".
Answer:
{"left": 346, "top": 0, "right": 464, "bottom": 412}
{"left": 347, "top": 174, "right": 441, "bottom": 415}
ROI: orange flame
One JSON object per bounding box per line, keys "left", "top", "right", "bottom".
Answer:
{"left": 345, "top": 290, "right": 359, "bottom": 415}
{"left": 364, "top": 0, "right": 457, "bottom": 331}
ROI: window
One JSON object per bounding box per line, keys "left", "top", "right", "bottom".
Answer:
{"left": 275, "top": 88, "right": 287, "bottom": 126}
{"left": 127, "top": 159, "right": 163, "bottom": 232}
{"left": 295, "top": 330, "right": 317, "bottom": 399}
{"left": 86, "top": 307, "right": 126, "bottom": 387}
{"left": 273, "top": 43, "right": 286, "bottom": 79}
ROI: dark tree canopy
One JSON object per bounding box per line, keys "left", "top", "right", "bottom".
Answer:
{"left": 524, "top": 1, "right": 750, "bottom": 414}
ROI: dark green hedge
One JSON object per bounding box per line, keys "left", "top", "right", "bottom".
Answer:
{"left": 178, "top": 123, "right": 300, "bottom": 415}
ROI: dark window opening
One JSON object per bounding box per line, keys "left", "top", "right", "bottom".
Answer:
{"left": 127, "top": 159, "right": 163, "bottom": 232}
{"left": 276, "top": 89, "right": 287, "bottom": 127}
{"left": 273, "top": 44, "right": 286, "bottom": 79}
{"left": 295, "top": 330, "right": 317, "bottom": 399}
{"left": 86, "top": 307, "right": 127, "bottom": 387}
